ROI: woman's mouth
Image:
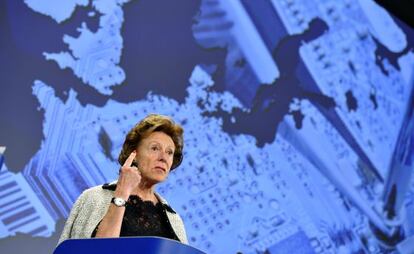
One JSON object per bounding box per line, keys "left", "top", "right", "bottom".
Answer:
{"left": 154, "top": 166, "right": 166, "bottom": 173}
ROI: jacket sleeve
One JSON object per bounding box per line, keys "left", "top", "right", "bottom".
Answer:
{"left": 56, "top": 191, "right": 86, "bottom": 246}
{"left": 177, "top": 214, "right": 189, "bottom": 244}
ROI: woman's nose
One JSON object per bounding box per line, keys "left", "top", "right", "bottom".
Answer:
{"left": 157, "top": 150, "right": 167, "bottom": 162}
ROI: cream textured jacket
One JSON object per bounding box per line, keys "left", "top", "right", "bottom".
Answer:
{"left": 57, "top": 182, "right": 188, "bottom": 246}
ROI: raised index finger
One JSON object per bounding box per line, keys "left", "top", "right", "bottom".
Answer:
{"left": 123, "top": 151, "right": 136, "bottom": 167}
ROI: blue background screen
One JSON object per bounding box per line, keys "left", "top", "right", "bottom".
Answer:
{"left": 0, "top": 0, "right": 413, "bottom": 253}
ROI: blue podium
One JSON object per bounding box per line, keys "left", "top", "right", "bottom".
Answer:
{"left": 54, "top": 237, "right": 206, "bottom": 254}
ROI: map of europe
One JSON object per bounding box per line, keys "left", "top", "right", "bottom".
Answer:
{"left": 0, "top": 0, "right": 414, "bottom": 253}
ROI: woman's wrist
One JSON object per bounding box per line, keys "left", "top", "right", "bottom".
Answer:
{"left": 114, "top": 188, "right": 130, "bottom": 200}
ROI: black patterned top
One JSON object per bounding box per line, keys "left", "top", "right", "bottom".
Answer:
{"left": 91, "top": 195, "right": 179, "bottom": 241}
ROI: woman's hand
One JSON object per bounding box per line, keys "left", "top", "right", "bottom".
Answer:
{"left": 114, "top": 151, "right": 141, "bottom": 199}
{"left": 95, "top": 152, "right": 140, "bottom": 238}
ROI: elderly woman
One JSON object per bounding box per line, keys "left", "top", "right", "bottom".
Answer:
{"left": 58, "top": 114, "right": 187, "bottom": 245}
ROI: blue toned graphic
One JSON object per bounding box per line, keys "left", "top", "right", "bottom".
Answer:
{"left": 0, "top": 147, "right": 5, "bottom": 170}
{"left": 0, "top": 0, "right": 414, "bottom": 253}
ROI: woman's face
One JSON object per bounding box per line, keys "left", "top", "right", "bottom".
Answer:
{"left": 134, "top": 131, "right": 175, "bottom": 184}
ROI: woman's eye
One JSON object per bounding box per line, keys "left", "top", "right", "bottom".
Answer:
{"left": 151, "top": 146, "right": 159, "bottom": 151}
{"left": 167, "top": 151, "right": 174, "bottom": 156}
